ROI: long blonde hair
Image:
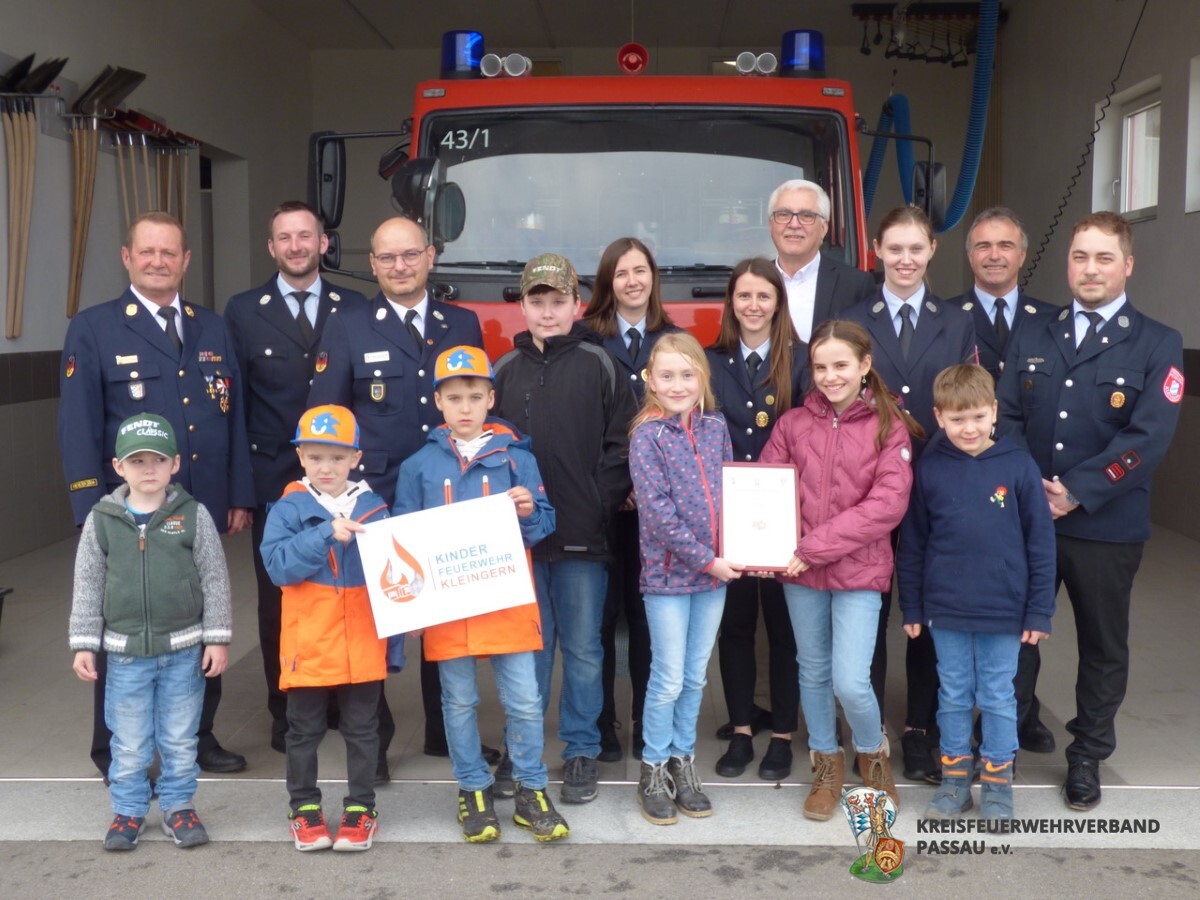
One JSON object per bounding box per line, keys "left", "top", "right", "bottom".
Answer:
{"left": 630, "top": 332, "right": 718, "bottom": 433}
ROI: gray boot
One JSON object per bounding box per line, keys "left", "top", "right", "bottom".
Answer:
{"left": 979, "top": 759, "right": 1014, "bottom": 821}
{"left": 638, "top": 761, "right": 677, "bottom": 825}
{"left": 668, "top": 755, "right": 713, "bottom": 818}
{"left": 925, "top": 754, "right": 973, "bottom": 818}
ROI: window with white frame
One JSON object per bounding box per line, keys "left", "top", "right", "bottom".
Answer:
{"left": 1119, "top": 92, "right": 1160, "bottom": 219}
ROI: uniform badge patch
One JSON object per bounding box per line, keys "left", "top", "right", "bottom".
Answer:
{"left": 198, "top": 351, "right": 222, "bottom": 362}
{"left": 1110, "top": 391, "right": 1125, "bottom": 409}
{"left": 65, "top": 355, "right": 76, "bottom": 378}
{"left": 376, "top": 307, "right": 387, "bottom": 321}
{"left": 755, "top": 411, "right": 769, "bottom": 427}
{"left": 69, "top": 478, "right": 98, "bottom": 491}
{"left": 125, "top": 303, "right": 138, "bottom": 317}
{"left": 1058, "top": 308, "right": 1070, "bottom": 321}
{"left": 1163, "top": 366, "right": 1184, "bottom": 404}
{"left": 1122, "top": 450, "right": 1142, "bottom": 469}
{"left": 872, "top": 301, "right": 885, "bottom": 314}
{"left": 925, "top": 301, "right": 937, "bottom": 313}
{"left": 129, "top": 382, "right": 145, "bottom": 400}
{"left": 765, "top": 394, "right": 776, "bottom": 406}
{"left": 432, "top": 309, "right": 444, "bottom": 321}
{"left": 330, "top": 292, "right": 340, "bottom": 302}
{"left": 1024, "top": 304, "right": 1037, "bottom": 314}
{"left": 315, "top": 352, "right": 328, "bottom": 373}
{"left": 115, "top": 354, "right": 138, "bottom": 365}
{"left": 183, "top": 305, "right": 195, "bottom": 318}
{"left": 371, "top": 382, "right": 386, "bottom": 402}
{"left": 1105, "top": 462, "right": 1126, "bottom": 483}
{"left": 962, "top": 301, "right": 974, "bottom": 311}
{"left": 258, "top": 294, "right": 270, "bottom": 305}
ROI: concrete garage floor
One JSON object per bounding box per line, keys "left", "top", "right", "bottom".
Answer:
{"left": 1, "top": 527, "right": 1198, "bottom": 897}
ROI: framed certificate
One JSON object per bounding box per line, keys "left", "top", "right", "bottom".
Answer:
{"left": 720, "top": 463, "right": 800, "bottom": 572}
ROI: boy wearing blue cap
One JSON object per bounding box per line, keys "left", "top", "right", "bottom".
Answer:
{"left": 261, "top": 405, "right": 390, "bottom": 851}
{"left": 69, "top": 413, "right": 232, "bottom": 851}
{"left": 393, "top": 345, "right": 568, "bottom": 842}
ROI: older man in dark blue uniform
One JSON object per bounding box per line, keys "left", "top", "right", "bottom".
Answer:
{"left": 307, "top": 215, "right": 489, "bottom": 761}
{"left": 225, "top": 201, "right": 367, "bottom": 755}
{"left": 58, "top": 211, "right": 255, "bottom": 775}
{"left": 999, "top": 211, "right": 1183, "bottom": 810}
{"left": 950, "top": 206, "right": 1060, "bottom": 753}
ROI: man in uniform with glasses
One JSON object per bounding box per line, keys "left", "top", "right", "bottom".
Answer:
{"left": 307, "top": 216, "right": 486, "bottom": 770}
{"left": 768, "top": 179, "right": 875, "bottom": 343}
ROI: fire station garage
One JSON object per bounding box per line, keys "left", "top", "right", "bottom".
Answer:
{"left": 0, "top": 0, "right": 1197, "bottom": 893}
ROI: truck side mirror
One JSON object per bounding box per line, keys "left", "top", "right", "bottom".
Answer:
{"left": 912, "top": 161, "right": 946, "bottom": 231}
{"left": 322, "top": 230, "right": 341, "bottom": 270}
{"left": 433, "top": 182, "right": 466, "bottom": 249}
{"left": 391, "top": 158, "right": 466, "bottom": 251}
{"left": 308, "top": 132, "right": 346, "bottom": 229}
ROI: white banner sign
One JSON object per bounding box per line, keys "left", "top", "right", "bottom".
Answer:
{"left": 357, "top": 493, "right": 535, "bottom": 637}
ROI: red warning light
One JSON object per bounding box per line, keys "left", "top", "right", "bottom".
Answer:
{"left": 618, "top": 42, "right": 649, "bottom": 74}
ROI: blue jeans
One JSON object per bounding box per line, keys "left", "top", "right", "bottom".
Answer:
{"left": 105, "top": 644, "right": 204, "bottom": 817}
{"left": 930, "top": 628, "right": 1020, "bottom": 764}
{"left": 783, "top": 585, "right": 884, "bottom": 755}
{"left": 440, "top": 651, "right": 548, "bottom": 790}
{"left": 533, "top": 559, "right": 607, "bottom": 760}
{"left": 642, "top": 587, "right": 726, "bottom": 764}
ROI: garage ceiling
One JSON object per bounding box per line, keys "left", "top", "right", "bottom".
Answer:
{"left": 247, "top": 1, "right": 988, "bottom": 51}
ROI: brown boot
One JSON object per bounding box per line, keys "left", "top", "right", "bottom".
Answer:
{"left": 802, "top": 750, "right": 844, "bottom": 821}
{"left": 857, "top": 745, "right": 899, "bottom": 810}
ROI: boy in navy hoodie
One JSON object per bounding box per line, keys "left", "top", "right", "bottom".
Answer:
{"left": 897, "top": 365, "right": 1055, "bottom": 821}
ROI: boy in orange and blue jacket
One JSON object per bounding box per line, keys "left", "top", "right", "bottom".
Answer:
{"left": 393, "top": 345, "right": 567, "bottom": 843}
{"left": 262, "top": 405, "right": 389, "bottom": 852}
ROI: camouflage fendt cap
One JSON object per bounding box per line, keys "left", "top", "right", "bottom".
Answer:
{"left": 520, "top": 253, "right": 579, "bottom": 296}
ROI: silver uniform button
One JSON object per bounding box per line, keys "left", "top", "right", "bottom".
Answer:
{"left": 1029, "top": 364, "right": 1036, "bottom": 372}
{"left": 359, "top": 464, "right": 365, "bottom": 471}
{"left": 250, "top": 443, "right": 257, "bottom": 451}
{"left": 1065, "top": 379, "right": 1073, "bottom": 387}
{"left": 265, "top": 348, "right": 272, "bottom": 356}
{"left": 422, "top": 424, "right": 430, "bottom": 432}
{"left": 374, "top": 369, "right": 382, "bottom": 377}
{"left": 744, "top": 454, "right": 752, "bottom": 461}
{"left": 1059, "top": 411, "right": 1068, "bottom": 419}
{"left": 630, "top": 373, "right": 637, "bottom": 381}
{"left": 1055, "top": 442, "right": 1064, "bottom": 451}
{"left": 745, "top": 428, "right": 753, "bottom": 435}
{"left": 1116, "top": 377, "right": 1125, "bottom": 386}
{"left": 999, "top": 361, "right": 1005, "bottom": 371}
{"left": 418, "top": 369, "right": 425, "bottom": 377}
{"left": 901, "top": 385, "right": 910, "bottom": 394}
{"left": 420, "top": 396, "right": 427, "bottom": 404}
{"left": 746, "top": 401, "right": 753, "bottom": 408}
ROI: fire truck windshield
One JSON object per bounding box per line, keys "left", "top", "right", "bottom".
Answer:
{"left": 424, "top": 106, "right": 858, "bottom": 277}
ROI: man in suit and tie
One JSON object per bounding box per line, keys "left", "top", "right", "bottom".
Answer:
{"left": 951, "top": 207, "right": 1059, "bottom": 383}
{"left": 769, "top": 178, "right": 876, "bottom": 342}
{"left": 225, "top": 201, "right": 367, "bottom": 756}
{"left": 59, "top": 211, "right": 255, "bottom": 776}
{"left": 308, "top": 215, "right": 490, "bottom": 765}
{"left": 950, "top": 207, "right": 1059, "bottom": 755}
{"left": 999, "top": 212, "right": 1183, "bottom": 809}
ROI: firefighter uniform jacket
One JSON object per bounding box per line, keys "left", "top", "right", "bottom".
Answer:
{"left": 997, "top": 299, "right": 1184, "bottom": 542}
{"left": 225, "top": 278, "right": 367, "bottom": 506}
{"left": 58, "top": 290, "right": 255, "bottom": 531}
{"left": 949, "top": 289, "right": 1060, "bottom": 383}
{"left": 306, "top": 293, "right": 484, "bottom": 507}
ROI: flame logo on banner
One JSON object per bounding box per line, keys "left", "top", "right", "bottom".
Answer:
{"left": 380, "top": 536, "right": 425, "bottom": 602}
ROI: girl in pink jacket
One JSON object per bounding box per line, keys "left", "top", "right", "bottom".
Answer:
{"left": 759, "top": 319, "right": 923, "bottom": 821}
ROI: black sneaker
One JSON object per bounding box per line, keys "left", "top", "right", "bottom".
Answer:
{"left": 1064, "top": 758, "right": 1101, "bottom": 811}
{"left": 161, "top": 808, "right": 210, "bottom": 848}
{"left": 103, "top": 814, "right": 145, "bottom": 851}
{"left": 513, "top": 784, "right": 570, "bottom": 841}
{"left": 493, "top": 753, "right": 515, "bottom": 799}
{"left": 598, "top": 722, "right": 623, "bottom": 763}
{"left": 757, "top": 736, "right": 793, "bottom": 781}
{"left": 714, "top": 733, "right": 754, "bottom": 777}
{"left": 457, "top": 787, "right": 501, "bottom": 842}
{"left": 560, "top": 756, "right": 599, "bottom": 804}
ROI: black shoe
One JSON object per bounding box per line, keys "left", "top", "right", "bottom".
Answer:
{"left": 493, "top": 753, "right": 515, "bottom": 799}
{"left": 1064, "top": 758, "right": 1101, "bottom": 811}
{"left": 757, "top": 737, "right": 793, "bottom": 781}
{"left": 632, "top": 721, "right": 644, "bottom": 761}
{"left": 424, "top": 737, "right": 450, "bottom": 757}
{"left": 900, "top": 730, "right": 940, "bottom": 784}
{"left": 560, "top": 756, "right": 599, "bottom": 804}
{"left": 715, "top": 705, "right": 772, "bottom": 740}
{"left": 714, "top": 733, "right": 755, "bottom": 777}
{"left": 598, "top": 722, "right": 623, "bottom": 763}
{"left": 1019, "top": 719, "right": 1057, "bottom": 754}
{"left": 197, "top": 746, "right": 247, "bottom": 773}
{"left": 481, "top": 744, "right": 502, "bottom": 766}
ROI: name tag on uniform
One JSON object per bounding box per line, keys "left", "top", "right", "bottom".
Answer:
{"left": 115, "top": 355, "right": 138, "bottom": 365}
{"left": 364, "top": 351, "right": 390, "bottom": 363}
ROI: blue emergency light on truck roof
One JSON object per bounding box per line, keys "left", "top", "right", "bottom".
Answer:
{"left": 441, "top": 30, "right": 485, "bottom": 78}
{"left": 780, "top": 30, "right": 825, "bottom": 77}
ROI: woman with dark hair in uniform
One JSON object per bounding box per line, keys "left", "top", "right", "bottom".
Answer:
{"left": 705, "top": 256, "right": 808, "bottom": 780}
{"left": 582, "top": 237, "right": 679, "bottom": 761}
